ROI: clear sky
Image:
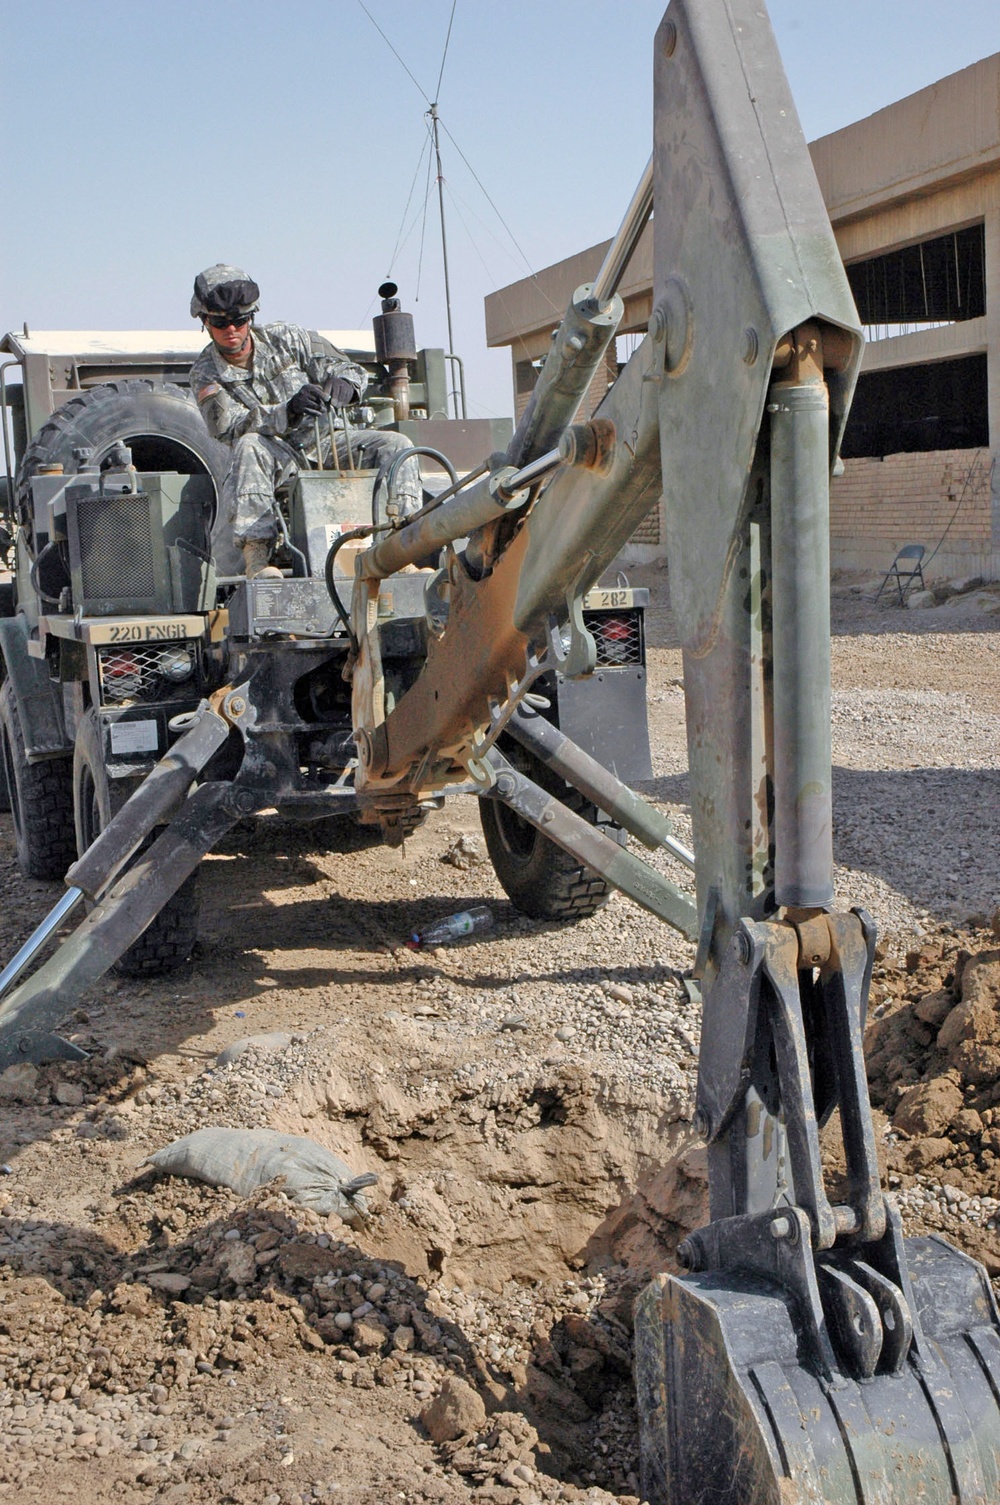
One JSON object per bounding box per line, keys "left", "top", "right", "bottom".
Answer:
{"left": 1, "top": 1, "right": 997, "bottom": 420}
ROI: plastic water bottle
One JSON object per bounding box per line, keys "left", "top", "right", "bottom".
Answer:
{"left": 409, "top": 905, "right": 493, "bottom": 949}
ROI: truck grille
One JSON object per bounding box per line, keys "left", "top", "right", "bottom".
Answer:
{"left": 584, "top": 610, "right": 644, "bottom": 666}
{"left": 76, "top": 493, "right": 156, "bottom": 599}
{"left": 97, "top": 643, "right": 197, "bottom": 705}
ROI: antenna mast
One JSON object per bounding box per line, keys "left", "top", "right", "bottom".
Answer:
{"left": 428, "top": 101, "right": 458, "bottom": 418}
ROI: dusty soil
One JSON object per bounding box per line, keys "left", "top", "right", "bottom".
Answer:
{"left": 0, "top": 571, "right": 998, "bottom": 1505}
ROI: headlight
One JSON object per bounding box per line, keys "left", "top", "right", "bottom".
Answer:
{"left": 157, "top": 647, "right": 195, "bottom": 683}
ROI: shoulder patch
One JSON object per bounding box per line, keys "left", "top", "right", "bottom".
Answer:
{"left": 196, "top": 382, "right": 222, "bottom": 403}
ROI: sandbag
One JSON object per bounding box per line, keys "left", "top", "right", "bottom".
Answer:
{"left": 146, "top": 1127, "right": 377, "bottom": 1228}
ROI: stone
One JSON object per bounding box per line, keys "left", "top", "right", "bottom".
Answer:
{"left": 440, "top": 834, "right": 485, "bottom": 871}
{"left": 419, "top": 1375, "right": 487, "bottom": 1443}
{"left": 954, "top": 1108, "right": 984, "bottom": 1139}
{"left": 352, "top": 1318, "right": 388, "bottom": 1355}
{"left": 555, "top": 1026, "right": 577, "bottom": 1042}
{"left": 145, "top": 1272, "right": 191, "bottom": 1295}
{"left": 392, "top": 1324, "right": 415, "bottom": 1351}
{"left": 906, "top": 590, "right": 936, "bottom": 609}
{"left": 893, "top": 1076, "right": 963, "bottom": 1137}
{"left": 0, "top": 1064, "right": 38, "bottom": 1102}
{"left": 52, "top": 1080, "right": 84, "bottom": 1107}
{"left": 914, "top": 989, "right": 954, "bottom": 1030}
{"left": 901, "top": 1137, "right": 953, "bottom": 1172}
{"left": 277, "top": 1244, "right": 341, "bottom": 1282}
{"left": 606, "top": 984, "right": 633, "bottom": 1005}
{"left": 214, "top": 1243, "right": 256, "bottom": 1286}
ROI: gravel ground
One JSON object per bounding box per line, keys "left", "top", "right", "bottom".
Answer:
{"left": 0, "top": 571, "right": 997, "bottom": 1504}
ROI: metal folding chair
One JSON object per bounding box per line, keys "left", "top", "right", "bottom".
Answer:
{"left": 876, "top": 543, "right": 926, "bottom": 605}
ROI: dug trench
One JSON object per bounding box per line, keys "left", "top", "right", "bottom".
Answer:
{"left": 0, "top": 574, "right": 998, "bottom": 1504}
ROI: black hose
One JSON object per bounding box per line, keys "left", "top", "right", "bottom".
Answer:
{"left": 375, "top": 444, "right": 460, "bottom": 528}
{"left": 28, "top": 539, "right": 64, "bottom": 606}
{"left": 323, "top": 527, "right": 373, "bottom": 653}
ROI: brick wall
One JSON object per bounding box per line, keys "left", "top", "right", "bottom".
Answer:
{"left": 830, "top": 447, "right": 996, "bottom": 578}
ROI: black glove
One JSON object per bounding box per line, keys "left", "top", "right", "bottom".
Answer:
{"left": 324, "top": 375, "right": 359, "bottom": 407}
{"left": 287, "top": 383, "right": 326, "bottom": 421}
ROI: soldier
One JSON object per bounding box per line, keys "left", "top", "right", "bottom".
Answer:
{"left": 189, "top": 264, "right": 422, "bottom": 578}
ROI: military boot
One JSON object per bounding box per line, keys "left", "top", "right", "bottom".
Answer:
{"left": 242, "top": 540, "right": 282, "bottom": 579}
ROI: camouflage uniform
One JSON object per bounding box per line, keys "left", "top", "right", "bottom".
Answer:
{"left": 189, "top": 322, "right": 421, "bottom": 544}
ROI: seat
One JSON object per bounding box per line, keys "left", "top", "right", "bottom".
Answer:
{"left": 876, "top": 543, "right": 926, "bottom": 605}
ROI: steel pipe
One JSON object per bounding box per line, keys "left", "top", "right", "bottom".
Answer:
{"left": 0, "top": 887, "right": 84, "bottom": 1003}
{"left": 505, "top": 284, "right": 623, "bottom": 472}
{"left": 770, "top": 380, "right": 834, "bottom": 908}
{"left": 592, "top": 155, "right": 654, "bottom": 308}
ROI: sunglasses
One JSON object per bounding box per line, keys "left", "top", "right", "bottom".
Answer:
{"left": 206, "top": 314, "right": 251, "bottom": 330}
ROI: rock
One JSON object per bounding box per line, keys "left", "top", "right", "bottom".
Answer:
{"left": 440, "top": 834, "right": 485, "bottom": 871}
{"left": 52, "top": 1080, "right": 85, "bottom": 1107}
{"left": 914, "top": 989, "right": 954, "bottom": 1030}
{"left": 216, "top": 1032, "right": 293, "bottom": 1067}
{"left": 893, "top": 1076, "right": 963, "bottom": 1137}
{"left": 392, "top": 1324, "right": 415, "bottom": 1351}
{"left": 333, "top": 1312, "right": 353, "bottom": 1331}
{"left": 0, "top": 1064, "right": 38, "bottom": 1102}
{"left": 419, "top": 1375, "right": 487, "bottom": 1443}
{"left": 936, "top": 952, "right": 1000, "bottom": 1086}
{"left": 214, "top": 1242, "right": 256, "bottom": 1286}
{"left": 555, "top": 1026, "right": 577, "bottom": 1042}
{"left": 351, "top": 1317, "right": 388, "bottom": 1355}
{"left": 954, "top": 1109, "right": 984, "bottom": 1139}
{"left": 145, "top": 1272, "right": 191, "bottom": 1295}
{"left": 906, "top": 590, "right": 936, "bottom": 609}
{"left": 606, "top": 984, "right": 634, "bottom": 1005}
{"left": 502, "top": 1015, "right": 528, "bottom": 1032}
{"left": 901, "top": 1137, "right": 953, "bottom": 1171}
{"left": 277, "top": 1244, "right": 342, "bottom": 1282}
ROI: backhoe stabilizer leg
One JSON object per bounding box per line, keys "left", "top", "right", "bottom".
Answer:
{"left": 483, "top": 748, "right": 699, "bottom": 940}
{"left": 0, "top": 781, "right": 244, "bottom": 1069}
{"left": 66, "top": 702, "right": 233, "bottom": 901}
{"left": 505, "top": 704, "right": 695, "bottom": 869}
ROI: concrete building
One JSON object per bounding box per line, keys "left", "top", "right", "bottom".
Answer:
{"left": 485, "top": 55, "right": 1000, "bottom": 579}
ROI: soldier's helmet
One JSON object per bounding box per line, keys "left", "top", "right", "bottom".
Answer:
{"left": 190, "top": 264, "right": 260, "bottom": 320}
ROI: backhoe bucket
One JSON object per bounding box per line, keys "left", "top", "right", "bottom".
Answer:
{"left": 636, "top": 1230, "right": 1000, "bottom": 1504}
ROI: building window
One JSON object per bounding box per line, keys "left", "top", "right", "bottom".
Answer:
{"left": 840, "top": 353, "right": 987, "bottom": 458}
{"left": 515, "top": 358, "right": 542, "bottom": 396}
{"left": 847, "top": 224, "right": 985, "bottom": 341}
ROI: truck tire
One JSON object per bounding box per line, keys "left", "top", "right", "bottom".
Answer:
{"left": 14, "top": 379, "right": 230, "bottom": 532}
{"left": 0, "top": 679, "right": 75, "bottom": 879}
{"left": 73, "top": 708, "right": 199, "bottom": 976}
{"left": 479, "top": 741, "right": 622, "bottom": 921}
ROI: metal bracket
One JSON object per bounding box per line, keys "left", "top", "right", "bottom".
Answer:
{"left": 547, "top": 593, "right": 596, "bottom": 679}
{"left": 458, "top": 641, "right": 552, "bottom": 790}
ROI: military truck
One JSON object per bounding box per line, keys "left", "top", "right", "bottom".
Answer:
{"left": 0, "top": 296, "right": 652, "bottom": 973}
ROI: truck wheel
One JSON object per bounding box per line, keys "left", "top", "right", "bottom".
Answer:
{"left": 0, "top": 680, "right": 75, "bottom": 879}
{"left": 479, "top": 742, "right": 622, "bottom": 921}
{"left": 73, "top": 709, "right": 199, "bottom": 976}
{"left": 14, "top": 378, "right": 229, "bottom": 534}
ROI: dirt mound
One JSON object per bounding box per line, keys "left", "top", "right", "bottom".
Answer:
{"left": 863, "top": 922, "right": 1000, "bottom": 1270}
